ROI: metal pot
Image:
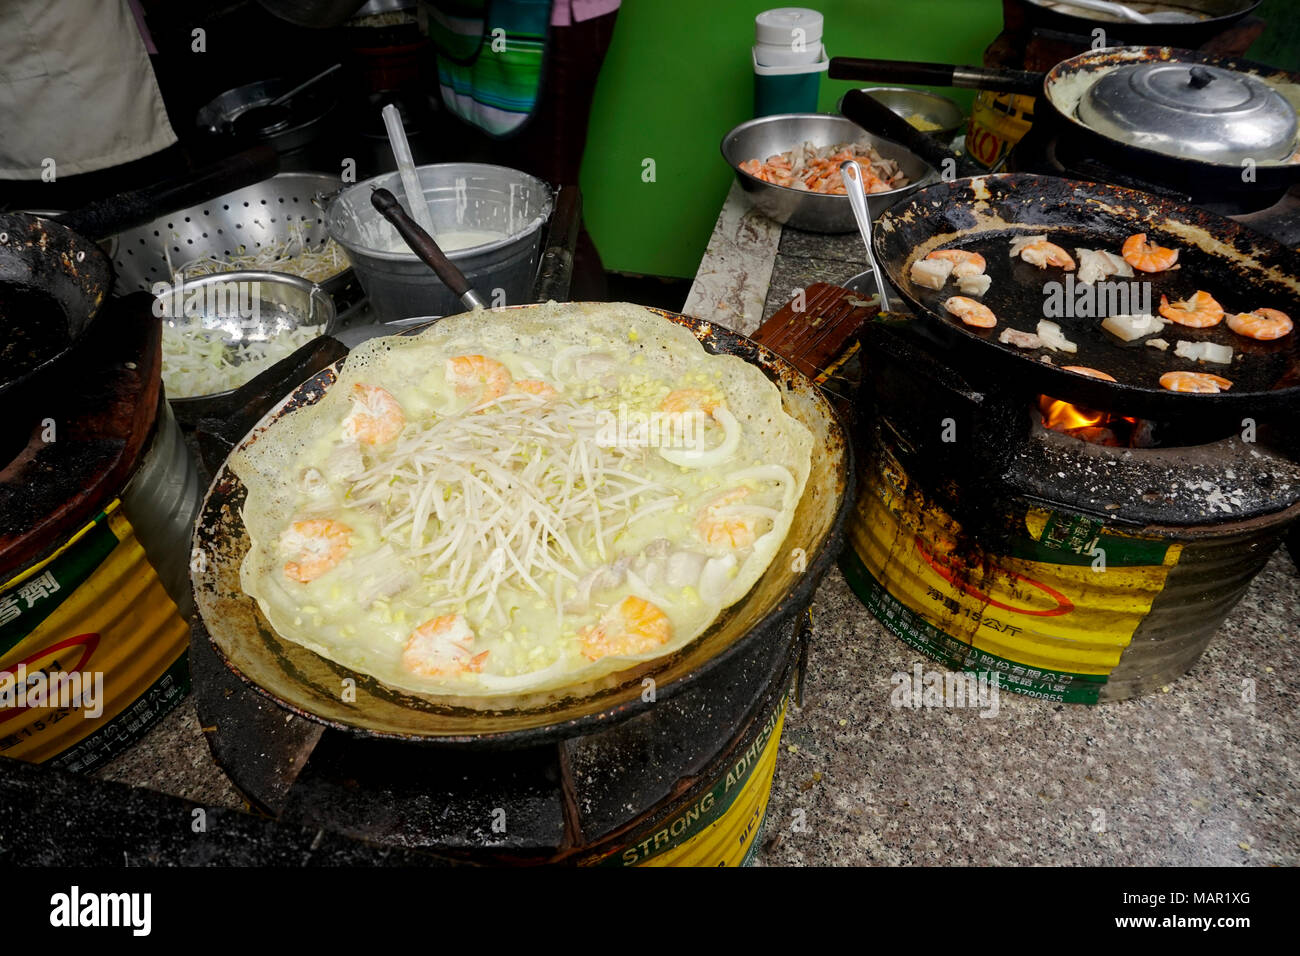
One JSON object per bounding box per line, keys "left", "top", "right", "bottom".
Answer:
{"left": 325, "top": 164, "right": 554, "bottom": 321}
{"left": 829, "top": 46, "right": 1300, "bottom": 194}
{"left": 837, "top": 88, "right": 965, "bottom": 148}
{"left": 196, "top": 78, "right": 341, "bottom": 159}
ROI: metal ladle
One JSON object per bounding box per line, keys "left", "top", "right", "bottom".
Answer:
{"left": 839, "top": 160, "right": 892, "bottom": 313}
{"left": 370, "top": 187, "right": 487, "bottom": 312}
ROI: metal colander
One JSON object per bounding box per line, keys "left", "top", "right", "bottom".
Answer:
{"left": 110, "top": 172, "right": 352, "bottom": 295}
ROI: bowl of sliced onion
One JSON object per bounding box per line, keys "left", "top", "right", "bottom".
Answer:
{"left": 154, "top": 270, "right": 337, "bottom": 412}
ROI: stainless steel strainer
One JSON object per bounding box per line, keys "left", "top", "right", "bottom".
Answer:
{"left": 110, "top": 172, "right": 353, "bottom": 297}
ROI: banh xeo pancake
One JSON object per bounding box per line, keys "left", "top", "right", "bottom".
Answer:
{"left": 231, "top": 302, "right": 814, "bottom": 698}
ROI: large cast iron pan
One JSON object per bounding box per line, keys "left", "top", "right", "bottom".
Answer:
{"left": 873, "top": 173, "right": 1300, "bottom": 419}
{"left": 0, "top": 213, "right": 113, "bottom": 400}
{"left": 829, "top": 46, "right": 1300, "bottom": 195}
{"left": 190, "top": 306, "right": 853, "bottom": 746}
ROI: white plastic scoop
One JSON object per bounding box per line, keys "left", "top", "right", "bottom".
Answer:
{"left": 381, "top": 103, "right": 439, "bottom": 241}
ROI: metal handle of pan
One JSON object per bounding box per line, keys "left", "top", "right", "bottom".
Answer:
{"left": 369, "top": 187, "right": 487, "bottom": 312}
{"left": 840, "top": 160, "right": 892, "bottom": 314}
{"left": 531, "top": 184, "right": 582, "bottom": 304}
{"left": 839, "top": 88, "right": 980, "bottom": 179}
{"left": 829, "top": 56, "right": 1044, "bottom": 96}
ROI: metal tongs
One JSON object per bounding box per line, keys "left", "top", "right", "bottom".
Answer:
{"left": 839, "top": 159, "right": 892, "bottom": 313}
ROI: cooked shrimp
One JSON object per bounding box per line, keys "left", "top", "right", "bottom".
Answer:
{"left": 1017, "top": 240, "right": 1076, "bottom": 271}
{"left": 281, "top": 518, "right": 352, "bottom": 583}
{"left": 342, "top": 383, "right": 405, "bottom": 445}
{"left": 696, "top": 487, "right": 766, "bottom": 549}
{"left": 1159, "top": 370, "right": 1233, "bottom": 393}
{"left": 1063, "top": 366, "right": 1117, "bottom": 381}
{"left": 660, "top": 388, "right": 723, "bottom": 415}
{"left": 944, "top": 296, "right": 997, "bottom": 329}
{"left": 1122, "top": 233, "right": 1179, "bottom": 273}
{"left": 926, "top": 249, "right": 986, "bottom": 278}
{"left": 739, "top": 142, "right": 907, "bottom": 194}
{"left": 1227, "top": 307, "right": 1293, "bottom": 341}
{"left": 512, "top": 379, "right": 559, "bottom": 399}
{"left": 579, "top": 595, "right": 673, "bottom": 661}
{"left": 1159, "top": 291, "right": 1224, "bottom": 328}
{"left": 447, "top": 354, "right": 512, "bottom": 404}
{"left": 401, "top": 614, "right": 488, "bottom": 677}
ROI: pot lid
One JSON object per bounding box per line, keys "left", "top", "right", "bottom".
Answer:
{"left": 1077, "top": 61, "right": 1298, "bottom": 163}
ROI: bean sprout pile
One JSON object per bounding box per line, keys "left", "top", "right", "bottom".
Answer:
{"left": 175, "top": 221, "right": 349, "bottom": 283}
{"left": 344, "top": 394, "right": 682, "bottom": 629}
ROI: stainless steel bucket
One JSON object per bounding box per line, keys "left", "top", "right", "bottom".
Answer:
{"left": 325, "top": 163, "right": 553, "bottom": 321}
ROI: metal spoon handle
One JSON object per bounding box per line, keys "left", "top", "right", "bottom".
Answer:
{"left": 269, "top": 62, "right": 343, "bottom": 107}
{"left": 839, "top": 160, "right": 891, "bottom": 313}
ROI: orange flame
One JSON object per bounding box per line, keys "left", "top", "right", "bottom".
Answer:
{"left": 1038, "top": 395, "right": 1138, "bottom": 446}
{"left": 1040, "top": 398, "right": 1105, "bottom": 431}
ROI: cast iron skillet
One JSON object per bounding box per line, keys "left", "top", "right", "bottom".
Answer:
{"left": 873, "top": 173, "right": 1300, "bottom": 419}
{"left": 0, "top": 214, "right": 113, "bottom": 399}
{"left": 190, "top": 306, "right": 853, "bottom": 746}
{"left": 1040, "top": 47, "right": 1300, "bottom": 195}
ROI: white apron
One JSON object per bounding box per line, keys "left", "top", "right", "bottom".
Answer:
{"left": 0, "top": 0, "right": 176, "bottom": 179}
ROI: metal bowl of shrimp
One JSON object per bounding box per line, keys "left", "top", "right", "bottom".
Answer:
{"left": 721, "top": 113, "right": 938, "bottom": 233}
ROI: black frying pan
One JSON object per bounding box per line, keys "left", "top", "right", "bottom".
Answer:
{"left": 873, "top": 173, "right": 1300, "bottom": 419}
{"left": 1018, "top": 0, "right": 1261, "bottom": 48}
{"left": 0, "top": 213, "right": 113, "bottom": 399}
{"left": 829, "top": 46, "right": 1300, "bottom": 195}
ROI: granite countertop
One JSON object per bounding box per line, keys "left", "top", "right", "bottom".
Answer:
{"left": 18, "top": 185, "right": 1298, "bottom": 867}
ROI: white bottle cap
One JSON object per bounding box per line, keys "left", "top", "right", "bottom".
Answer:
{"left": 755, "top": 8, "right": 824, "bottom": 48}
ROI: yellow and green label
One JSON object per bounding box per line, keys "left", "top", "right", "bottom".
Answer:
{"left": 0, "top": 501, "right": 190, "bottom": 767}
{"left": 591, "top": 697, "right": 787, "bottom": 867}
{"left": 845, "top": 446, "right": 1182, "bottom": 705}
